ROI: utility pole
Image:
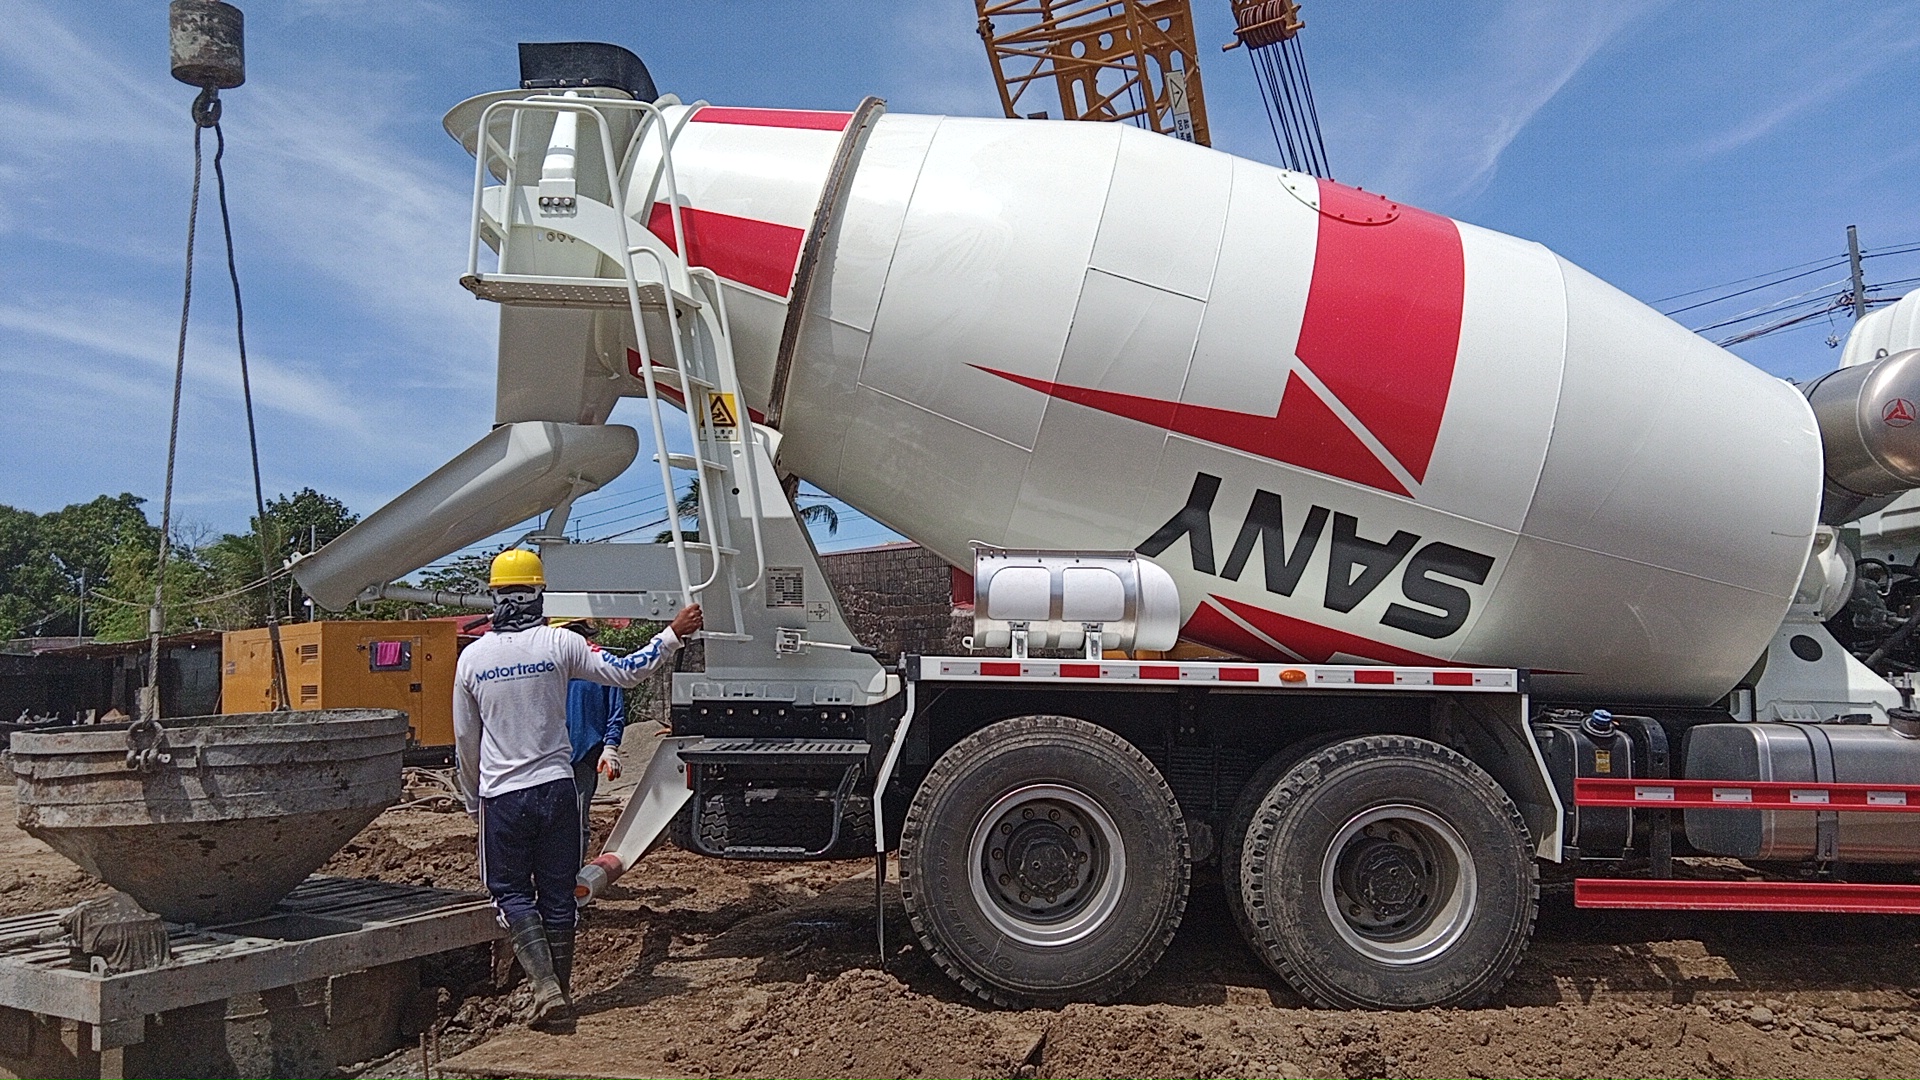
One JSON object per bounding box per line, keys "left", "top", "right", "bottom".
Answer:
{"left": 1848, "top": 225, "right": 1868, "bottom": 320}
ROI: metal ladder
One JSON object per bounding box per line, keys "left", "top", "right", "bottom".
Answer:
{"left": 458, "top": 92, "right": 767, "bottom": 640}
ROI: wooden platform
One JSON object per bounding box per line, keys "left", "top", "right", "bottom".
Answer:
{"left": 0, "top": 876, "right": 500, "bottom": 1054}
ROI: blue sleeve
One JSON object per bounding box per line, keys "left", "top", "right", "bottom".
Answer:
{"left": 565, "top": 678, "right": 598, "bottom": 761}
{"left": 605, "top": 685, "right": 627, "bottom": 748}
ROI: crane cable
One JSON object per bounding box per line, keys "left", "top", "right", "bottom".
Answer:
{"left": 146, "top": 85, "right": 290, "bottom": 720}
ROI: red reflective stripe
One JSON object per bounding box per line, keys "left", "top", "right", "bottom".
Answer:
{"left": 1210, "top": 594, "right": 1448, "bottom": 667}
{"left": 1060, "top": 663, "right": 1100, "bottom": 678}
{"left": 1220, "top": 667, "right": 1259, "bottom": 682}
{"left": 1575, "top": 878, "right": 1920, "bottom": 915}
{"left": 1433, "top": 671, "right": 1473, "bottom": 686}
{"left": 1576, "top": 777, "right": 1920, "bottom": 812}
{"left": 1297, "top": 180, "right": 1465, "bottom": 483}
{"left": 1354, "top": 669, "right": 1395, "bottom": 684}
{"left": 979, "top": 661, "right": 1021, "bottom": 677}
{"left": 646, "top": 203, "right": 803, "bottom": 297}
{"left": 691, "top": 106, "right": 852, "bottom": 131}
{"left": 1140, "top": 665, "right": 1179, "bottom": 680}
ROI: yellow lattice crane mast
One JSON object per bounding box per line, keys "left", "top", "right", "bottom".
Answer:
{"left": 974, "top": 0, "right": 1211, "bottom": 145}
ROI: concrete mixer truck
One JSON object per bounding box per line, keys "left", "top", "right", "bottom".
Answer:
{"left": 292, "top": 43, "right": 1920, "bottom": 1011}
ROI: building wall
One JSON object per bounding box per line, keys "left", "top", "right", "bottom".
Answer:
{"left": 819, "top": 543, "right": 970, "bottom": 662}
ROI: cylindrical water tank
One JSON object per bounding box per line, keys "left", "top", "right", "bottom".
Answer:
{"left": 479, "top": 100, "right": 1824, "bottom": 705}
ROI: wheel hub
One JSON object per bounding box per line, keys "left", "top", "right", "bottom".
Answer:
{"left": 1007, "top": 820, "right": 1080, "bottom": 899}
{"left": 1318, "top": 804, "right": 1477, "bottom": 966}
{"left": 1338, "top": 834, "right": 1427, "bottom": 921}
{"left": 968, "top": 784, "right": 1127, "bottom": 947}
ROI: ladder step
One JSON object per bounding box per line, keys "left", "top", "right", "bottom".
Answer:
{"left": 680, "top": 541, "right": 740, "bottom": 556}
{"left": 644, "top": 367, "right": 717, "bottom": 393}
{"left": 459, "top": 273, "right": 701, "bottom": 312}
{"left": 679, "top": 738, "right": 871, "bottom": 766}
{"left": 663, "top": 453, "right": 727, "bottom": 473}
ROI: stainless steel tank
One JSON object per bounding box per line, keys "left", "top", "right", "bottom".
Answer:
{"left": 1683, "top": 721, "right": 1920, "bottom": 862}
{"left": 10, "top": 710, "right": 407, "bottom": 923}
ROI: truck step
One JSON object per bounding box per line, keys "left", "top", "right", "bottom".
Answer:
{"left": 678, "top": 738, "right": 870, "bottom": 766}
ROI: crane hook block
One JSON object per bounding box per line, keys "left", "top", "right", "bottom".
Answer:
{"left": 169, "top": 0, "right": 245, "bottom": 91}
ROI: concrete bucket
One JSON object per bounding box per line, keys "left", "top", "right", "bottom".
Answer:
{"left": 9, "top": 709, "right": 408, "bottom": 924}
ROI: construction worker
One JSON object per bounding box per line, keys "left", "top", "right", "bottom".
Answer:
{"left": 555, "top": 618, "right": 626, "bottom": 860}
{"left": 454, "top": 549, "right": 701, "bottom": 1028}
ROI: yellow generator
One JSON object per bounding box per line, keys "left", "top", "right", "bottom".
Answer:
{"left": 223, "top": 620, "right": 459, "bottom": 749}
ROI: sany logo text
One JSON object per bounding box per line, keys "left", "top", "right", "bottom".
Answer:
{"left": 1138, "top": 473, "right": 1495, "bottom": 641}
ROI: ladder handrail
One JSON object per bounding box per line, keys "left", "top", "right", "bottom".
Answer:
{"left": 688, "top": 265, "right": 768, "bottom": 595}
{"left": 470, "top": 95, "right": 705, "bottom": 602}
{"left": 464, "top": 94, "right": 770, "bottom": 615}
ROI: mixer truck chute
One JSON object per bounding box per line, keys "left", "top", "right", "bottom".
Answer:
{"left": 293, "top": 42, "right": 1920, "bottom": 1011}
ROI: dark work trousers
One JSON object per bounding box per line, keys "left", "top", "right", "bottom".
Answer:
{"left": 572, "top": 745, "right": 603, "bottom": 862}
{"left": 480, "top": 776, "right": 580, "bottom": 932}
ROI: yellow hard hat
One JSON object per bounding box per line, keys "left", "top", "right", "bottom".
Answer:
{"left": 489, "top": 549, "right": 545, "bottom": 588}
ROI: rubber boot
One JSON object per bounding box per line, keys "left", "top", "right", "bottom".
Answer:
{"left": 546, "top": 922, "right": 576, "bottom": 999}
{"left": 506, "top": 913, "right": 571, "bottom": 1028}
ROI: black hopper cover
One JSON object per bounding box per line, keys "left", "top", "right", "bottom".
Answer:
{"left": 518, "top": 42, "right": 657, "bottom": 101}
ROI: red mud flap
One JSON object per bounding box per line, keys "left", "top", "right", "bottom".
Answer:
{"left": 1574, "top": 877, "right": 1920, "bottom": 915}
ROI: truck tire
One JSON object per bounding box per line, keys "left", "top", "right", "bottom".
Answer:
{"left": 1221, "top": 734, "right": 1348, "bottom": 944}
{"left": 1240, "top": 734, "right": 1536, "bottom": 1009}
{"left": 898, "top": 715, "right": 1189, "bottom": 1007}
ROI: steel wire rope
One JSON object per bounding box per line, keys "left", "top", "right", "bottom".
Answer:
{"left": 145, "top": 93, "right": 211, "bottom": 721}
{"left": 211, "top": 113, "right": 292, "bottom": 711}
{"left": 146, "top": 89, "right": 294, "bottom": 710}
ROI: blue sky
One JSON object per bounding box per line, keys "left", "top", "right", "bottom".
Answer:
{"left": 3, "top": 1, "right": 1916, "bottom": 563}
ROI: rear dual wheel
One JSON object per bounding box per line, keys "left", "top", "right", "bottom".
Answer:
{"left": 1237, "top": 734, "right": 1537, "bottom": 1010}
{"left": 898, "top": 715, "right": 1188, "bottom": 1006}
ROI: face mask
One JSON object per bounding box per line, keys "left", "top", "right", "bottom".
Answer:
{"left": 490, "top": 587, "right": 546, "bottom": 632}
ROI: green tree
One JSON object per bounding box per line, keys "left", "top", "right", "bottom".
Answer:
{"left": 0, "top": 495, "right": 159, "bottom": 639}
{"left": 90, "top": 529, "right": 224, "bottom": 642}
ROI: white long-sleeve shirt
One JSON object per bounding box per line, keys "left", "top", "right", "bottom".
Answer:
{"left": 454, "top": 624, "right": 680, "bottom": 808}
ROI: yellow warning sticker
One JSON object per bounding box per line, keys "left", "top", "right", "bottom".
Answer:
{"left": 707, "top": 392, "right": 740, "bottom": 439}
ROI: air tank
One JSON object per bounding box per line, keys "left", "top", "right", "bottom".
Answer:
{"left": 446, "top": 95, "right": 1825, "bottom": 705}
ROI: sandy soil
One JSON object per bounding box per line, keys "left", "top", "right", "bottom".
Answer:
{"left": 5, "top": 778, "right": 1916, "bottom": 1079}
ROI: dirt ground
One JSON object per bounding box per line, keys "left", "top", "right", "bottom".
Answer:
{"left": 4, "top": 778, "right": 1917, "bottom": 1079}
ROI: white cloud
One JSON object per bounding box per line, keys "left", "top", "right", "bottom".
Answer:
{"left": 0, "top": 298, "right": 375, "bottom": 439}
{"left": 1324, "top": 0, "right": 1661, "bottom": 207}
{"left": 1689, "top": 23, "right": 1920, "bottom": 159}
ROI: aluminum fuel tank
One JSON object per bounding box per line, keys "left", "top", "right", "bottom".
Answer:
{"left": 593, "top": 105, "right": 1821, "bottom": 705}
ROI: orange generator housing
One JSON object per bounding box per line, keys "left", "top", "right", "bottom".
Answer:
{"left": 222, "top": 620, "right": 458, "bottom": 748}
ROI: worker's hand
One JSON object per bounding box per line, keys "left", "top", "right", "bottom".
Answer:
{"left": 670, "top": 604, "right": 703, "bottom": 639}
{"left": 597, "top": 744, "right": 622, "bottom": 780}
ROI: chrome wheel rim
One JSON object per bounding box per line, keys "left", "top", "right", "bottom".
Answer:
{"left": 967, "top": 783, "right": 1126, "bottom": 947}
{"left": 1318, "top": 804, "right": 1476, "bottom": 965}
